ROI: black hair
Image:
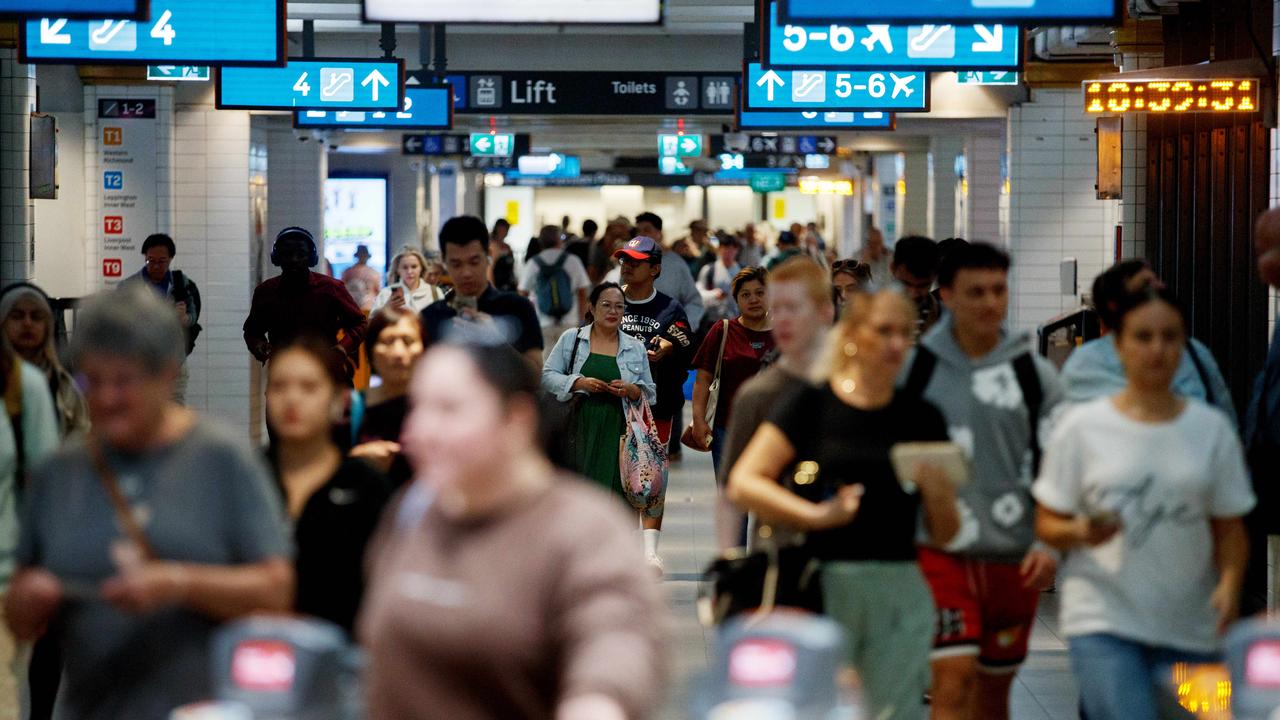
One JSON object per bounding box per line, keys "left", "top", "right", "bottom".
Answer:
{"left": 582, "top": 219, "right": 599, "bottom": 237}
{"left": 493, "top": 218, "right": 510, "bottom": 231}
{"left": 366, "top": 305, "right": 426, "bottom": 350}
{"left": 936, "top": 237, "right": 969, "bottom": 267}
{"left": 141, "top": 233, "right": 176, "bottom": 257}
{"left": 732, "top": 266, "right": 768, "bottom": 299}
{"left": 1113, "top": 286, "right": 1186, "bottom": 336}
{"left": 937, "top": 241, "right": 1010, "bottom": 288}
{"left": 892, "top": 235, "right": 940, "bottom": 279}
{"left": 268, "top": 336, "right": 348, "bottom": 389}
{"left": 777, "top": 231, "right": 798, "bottom": 247}
{"left": 1091, "top": 259, "right": 1152, "bottom": 330}
{"left": 441, "top": 216, "right": 491, "bottom": 254}
{"left": 635, "top": 211, "right": 663, "bottom": 231}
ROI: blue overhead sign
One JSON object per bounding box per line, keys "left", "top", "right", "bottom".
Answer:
{"left": 737, "top": 109, "right": 894, "bottom": 130}
{"left": 779, "top": 0, "right": 1119, "bottom": 24}
{"left": 218, "top": 59, "right": 404, "bottom": 111}
{"left": 1, "top": 0, "right": 141, "bottom": 19}
{"left": 763, "top": 2, "right": 1020, "bottom": 71}
{"left": 744, "top": 63, "right": 928, "bottom": 111}
{"left": 294, "top": 85, "right": 452, "bottom": 129}
{"left": 20, "top": 0, "right": 285, "bottom": 65}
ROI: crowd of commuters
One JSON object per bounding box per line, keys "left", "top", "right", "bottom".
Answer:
{"left": 0, "top": 205, "right": 1277, "bottom": 720}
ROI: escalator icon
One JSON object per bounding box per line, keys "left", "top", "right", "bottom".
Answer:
{"left": 319, "top": 68, "right": 355, "bottom": 103}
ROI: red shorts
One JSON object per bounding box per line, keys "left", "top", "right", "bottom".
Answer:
{"left": 918, "top": 547, "right": 1040, "bottom": 673}
{"left": 655, "top": 419, "right": 673, "bottom": 444}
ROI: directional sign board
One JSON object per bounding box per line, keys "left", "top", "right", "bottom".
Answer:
{"left": 1, "top": 0, "right": 142, "bottom": 19}
{"left": 956, "top": 70, "right": 1019, "bottom": 85}
{"left": 737, "top": 109, "right": 894, "bottom": 130}
{"left": 779, "top": 0, "right": 1120, "bottom": 24}
{"left": 762, "top": 2, "right": 1019, "bottom": 71}
{"left": 660, "top": 157, "right": 694, "bottom": 176}
{"left": 218, "top": 59, "right": 403, "bottom": 111}
{"left": 21, "top": 0, "right": 285, "bottom": 65}
{"left": 658, "top": 134, "right": 704, "bottom": 158}
{"left": 509, "top": 155, "right": 581, "bottom": 179}
{"left": 712, "top": 134, "right": 838, "bottom": 155}
{"left": 751, "top": 173, "right": 787, "bottom": 192}
{"left": 147, "top": 65, "right": 209, "bottom": 81}
{"left": 744, "top": 63, "right": 928, "bottom": 112}
{"left": 415, "top": 70, "right": 738, "bottom": 115}
{"left": 363, "top": 0, "right": 660, "bottom": 24}
{"left": 402, "top": 133, "right": 530, "bottom": 156}
{"left": 469, "top": 133, "right": 517, "bottom": 157}
{"left": 295, "top": 85, "right": 452, "bottom": 129}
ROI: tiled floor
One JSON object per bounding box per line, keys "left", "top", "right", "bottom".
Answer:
{"left": 656, "top": 441, "right": 1079, "bottom": 719}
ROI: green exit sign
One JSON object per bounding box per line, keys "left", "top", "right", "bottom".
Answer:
{"left": 956, "top": 71, "right": 1019, "bottom": 86}
{"left": 750, "top": 173, "right": 787, "bottom": 193}
{"left": 658, "top": 133, "right": 703, "bottom": 158}
{"left": 470, "top": 133, "right": 516, "bottom": 157}
{"left": 146, "top": 65, "right": 210, "bottom": 82}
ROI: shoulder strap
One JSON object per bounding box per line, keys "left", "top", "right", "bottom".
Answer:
{"left": 1011, "top": 353, "right": 1044, "bottom": 473}
{"left": 567, "top": 329, "right": 582, "bottom": 372}
{"left": 713, "top": 319, "right": 730, "bottom": 382}
{"left": 550, "top": 250, "right": 570, "bottom": 271}
{"left": 1184, "top": 340, "right": 1216, "bottom": 407}
{"left": 6, "top": 362, "right": 23, "bottom": 487}
{"left": 349, "top": 390, "right": 366, "bottom": 448}
{"left": 902, "top": 346, "right": 938, "bottom": 399}
{"left": 87, "top": 437, "right": 156, "bottom": 560}
{"left": 532, "top": 255, "right": 548, "bottom": 271}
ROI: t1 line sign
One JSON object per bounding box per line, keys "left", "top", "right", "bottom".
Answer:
{"left": 218, "top": 58, "right": 404, "bottom": 111}
{"left": 743, "top": 63, "right": 929, "bottom": 112}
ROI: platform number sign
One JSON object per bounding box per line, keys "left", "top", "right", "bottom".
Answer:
{"left": 103, "top": 216, "right": 124, "bottom": 234}
{"left": 103, "top": 171, "right": 123, "bottom": 190}
{"left": 102, "top": 258, "right": 124, "bottom": 278}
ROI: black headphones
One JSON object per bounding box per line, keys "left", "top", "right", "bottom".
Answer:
{"left": 270, "top": 226, "right": 319, "bottom": 268}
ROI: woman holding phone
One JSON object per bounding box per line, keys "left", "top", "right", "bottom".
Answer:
{"left": 372, "top": 248, "right": 441, "bottom": 313}
{"left": 1033, "top": 288, "right": 1253, "bottom": 720}
{"left": 729, "top": 288, "right": 960, "bottom": 720}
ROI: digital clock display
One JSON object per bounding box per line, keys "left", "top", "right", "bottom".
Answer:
{"left": 98, "top": 99, "right": 157, "bottom": 119}
{"left": 1084, "top": 79, "right": 1259, "bottom": 114}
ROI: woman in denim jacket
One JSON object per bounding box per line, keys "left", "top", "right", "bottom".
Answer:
{"left": 543, "top": 283, "right": 656, "bottom": 506}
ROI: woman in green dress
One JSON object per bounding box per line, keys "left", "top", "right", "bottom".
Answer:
{"left": 543, "top": 283, "right": 656, "bottom": 502}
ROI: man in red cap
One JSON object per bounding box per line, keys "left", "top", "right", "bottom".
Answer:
{"left": 614, "top": 236, "right": 693, "bottom": 575}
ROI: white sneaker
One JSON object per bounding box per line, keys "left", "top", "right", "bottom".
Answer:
{"left": 646, "top": 553, "right": 664, "bottom": 578}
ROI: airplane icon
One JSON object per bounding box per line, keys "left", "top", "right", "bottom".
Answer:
{"left": 889, "top": 73, "right": 916, "bottom": 98}
{"left": 861, "top": 25, "right": 893, "bottom": 53}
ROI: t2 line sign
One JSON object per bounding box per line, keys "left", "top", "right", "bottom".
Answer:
{"left": 218, "top": 58, "right": 403, "bottom": 111}
{"left": 744, "top": 63, "right": 928, "bottom": 112}
{"left": 20, "top": 0, "right": 285, "bottom": 65}
{"left": 762, "top": 1, "right": 1020, "bottom": 71}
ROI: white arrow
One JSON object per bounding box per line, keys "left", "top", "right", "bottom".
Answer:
{"left": 156, "top": 65, "right": 176, "bottom": 74}
{"left": 680, "top": 136, "right": 698, "bottom": 155}
{"left": 756, "top": 69, "right": 784, "bottom": 102}
{"left": 474, "top": 136, "right": 492, "bottom": 153}
{"left": 404, "top": 136, "right": 423, "bottom": 152}
{"left": 818, "top": 137, "right": 835, "bottom": 153}
{"left": 972, "top": 24, "right": 1003, "bottom": 53}
{"left": 40, "top": 18, "right": 71, "bottom": 45}
{"left": 361, "top": 69, "right": 391, "bottom": 102}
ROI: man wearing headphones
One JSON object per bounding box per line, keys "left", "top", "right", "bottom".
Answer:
{"left": 243, "top": 227, "right": 367, "bottom": 381}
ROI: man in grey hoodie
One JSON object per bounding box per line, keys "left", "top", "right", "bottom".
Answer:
{"left": 898, "top": 242, "right": 1064, "bottom": 720}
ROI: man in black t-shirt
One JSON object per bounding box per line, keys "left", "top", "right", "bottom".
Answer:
{"left": 421, "top": 216, "right": 543, "bottom": 368}
{"left": 614, "top": 236, "right": 692, "bottom": 574}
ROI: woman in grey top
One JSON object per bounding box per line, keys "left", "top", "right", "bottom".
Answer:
{"left": 6, "top": 283, "right": 293, "bottom": 720}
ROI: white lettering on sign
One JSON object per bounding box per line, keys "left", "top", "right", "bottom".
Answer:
{"left": 510, "top": 79, "right": 557, "bottom": 104}
{"left": 611, "top": 81, "right": 657, "bottom": 95}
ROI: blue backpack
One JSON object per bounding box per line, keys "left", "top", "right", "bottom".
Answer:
{"left": 532, "top": 251, "right": 574, "bottom": 321}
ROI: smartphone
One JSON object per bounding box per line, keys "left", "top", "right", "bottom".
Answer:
{"left": 450, "top": 294, "right": 478, "bottom": 314}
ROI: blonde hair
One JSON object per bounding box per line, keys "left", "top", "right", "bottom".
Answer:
{"left": 387, "top": 247, "right": 430, "bottom": 285}
{"left": 810, "top": 288, "right": 915, "bottom": 383}
{"left": 767, "top": 256, "right": 831, "bottom": 310}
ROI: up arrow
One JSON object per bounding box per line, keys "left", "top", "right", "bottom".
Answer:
{"left": 756, "top": 69, "right": 784, "bottom": 102}
{"left": 40, "top": 18, "right": 71, "bottom": 45}
{"left": 972, "top": 24, "right": 1003, "bottom": 53}
{"left": 361, "top": 69, "right": 391, "bottom": 102}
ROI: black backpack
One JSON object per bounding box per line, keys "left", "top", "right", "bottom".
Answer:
{"left": 171, "top": 270, "right": 202, "bottom": 355}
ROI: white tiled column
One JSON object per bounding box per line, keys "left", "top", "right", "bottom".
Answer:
{"left": 1114, "top": 22, "right": 1163, "bottom": 259}
{"left": 929, "top": 136, "right": 965, "bottom": 240}
{"left": 265, "top": 122, "right": 325, "bottom": 263}
{"left": 872, "top": 154, "right": 900, "bottom": 244}
{"left": 0, "top": 50, "right": 36, "bottom": 285}
{"left": 1005, "top": 88, "right": 1119, "bottom": 332}
{"left": 900, "top": 152, "right": 929, "bottom": 237}
{"left": 964, "top": 134, "right": 1004, "bottom": 243}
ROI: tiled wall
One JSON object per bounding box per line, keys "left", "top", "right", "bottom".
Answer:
{"left": 1005, "top": 88, "right": 1120, "bottom": 332}
{"left": 929, "top": 137, "right": 964, "bottom": 240}
{"left": 0, "top": 51, "right": 36, "bottom": 285}
{"left": 964, "top": 134, "right": 1004, "bottom": 244}
{"left": 265, "top": 123, "right": 325, "bottom": 263}
{"left": 900, "top": 153, "right": 929, "bottom": 237}
{"left": 1116, "top": 53, "right": 1163, "bottom": 259}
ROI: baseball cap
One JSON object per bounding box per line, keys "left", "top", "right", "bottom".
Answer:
{"left": 613, "top": 236, "right": 663, "bottom": 262}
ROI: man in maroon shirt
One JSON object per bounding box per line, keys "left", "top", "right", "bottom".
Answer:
{"left": 243, "top": 227, "right": 367, "bottom": 381}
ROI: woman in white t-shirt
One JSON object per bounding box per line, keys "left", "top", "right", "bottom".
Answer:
{"left": 1032, "top": 287, "right": 1254, "bottom": 720}
{"left": 372, "top": 248, "right": 442, "bottom": 313}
